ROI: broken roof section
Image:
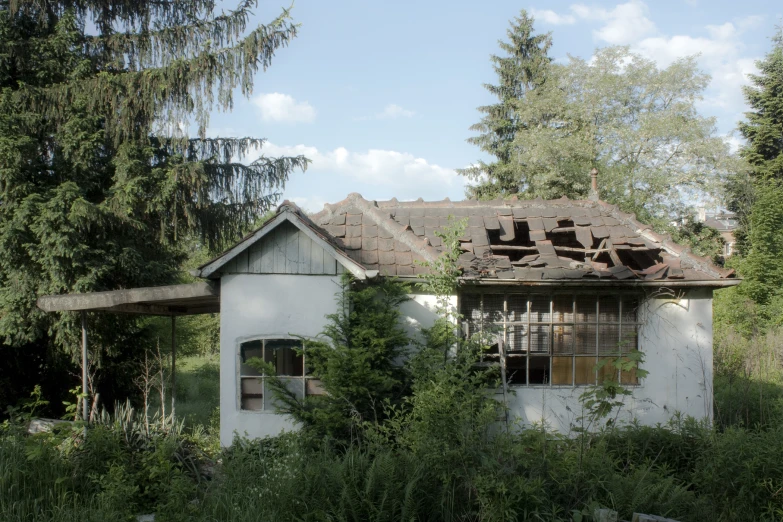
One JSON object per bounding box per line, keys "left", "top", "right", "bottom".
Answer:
{"left": 308, "top": 193, "right": 736, "bottom": 285}
{"left": 193, "top": 192, "right": 737, "bottom": 286}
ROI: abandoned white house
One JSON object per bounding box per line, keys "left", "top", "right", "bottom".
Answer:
{"left": 38, "top": 192, "right": 738, "bottom": 446}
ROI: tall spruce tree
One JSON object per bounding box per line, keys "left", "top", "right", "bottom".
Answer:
{"left": 728, "top": 29, "right": 783, "bottom": 323}
{"left": 458, "top": 10, "right": 551, "bottom": 199}
{"left": 0, "top": 0, "right": 307, "bottom": 410}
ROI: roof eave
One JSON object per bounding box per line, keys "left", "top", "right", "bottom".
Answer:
{"left": 195, "top": 207, "right": 367, "bottom": 280}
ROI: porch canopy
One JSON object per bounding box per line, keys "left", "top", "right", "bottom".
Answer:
{"left": 36, "top": 281, "right": 220, "bottom": 422}
{"left": 37, "top": 281, "right": 219, "bottom": 316}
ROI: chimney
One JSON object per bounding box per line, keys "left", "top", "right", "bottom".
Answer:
{"left": 589, "top": 167, "right": 599, "bottom": 201}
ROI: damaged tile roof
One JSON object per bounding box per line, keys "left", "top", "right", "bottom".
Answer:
{"left": 301, "top": 192, "right": 735, "bottom": 283}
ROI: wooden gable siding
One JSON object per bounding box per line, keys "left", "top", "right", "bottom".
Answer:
{"left": 222, "top": 221, "right": 342, "bottom": 275}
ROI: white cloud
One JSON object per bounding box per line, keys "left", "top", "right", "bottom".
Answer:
{"left": 723, "top": 134, "right": 745, "bottom": 154}
{"left": 377, "top": 104, "right": 415, "bottom": 119}
{"left": 531, "top": 8, "right": 576, "bottom": 25}
{"left": 258, "top": 142, "right": 465, "bottom": 204}
{"left": 288, "top": 196, "right": 328, "bottom": 214}
{"left": 631, "top": 21, "right": 759, "bottom": 114}
{"left": 536, "top": 1, "right": 655, "bottom": 43}
{"left": 252, "top": 92, "right": 316, "bottom": 123}
{"left": 537, "top": 1, "right": 760, "bottom": 125}
{"left": 586, "top": 1, "right": 656, "bottom": 44}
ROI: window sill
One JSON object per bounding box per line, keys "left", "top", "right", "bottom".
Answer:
{"left": 506, "top": 384, "right": 642, "bottom": 389}
{"left": 238, "top": 409, "right": 286, "bottom": 415}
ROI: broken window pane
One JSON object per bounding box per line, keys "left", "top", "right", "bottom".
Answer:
{"left": 240, "top": 341, "right": 263, "bottom": 376}
{"left": 506, "top": 355, "right": 527, "bottom": 385}
{"left": 239, "top": 338, "right": 305, "bottom": 411}
{"left": 458, "top": 292, "right": 641, "bottom": 387}
{"left": 266, "top": 339, "right": 303, "bottom": 376}
{"left": 528, "top": 356, "right": 550, "bottom": 384}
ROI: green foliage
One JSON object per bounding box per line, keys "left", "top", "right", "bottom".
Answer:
{"left": 463, "top": 26, "right": 735, "bottom": 227}
{"left": 713, "top": 325, "right": 783, "bottom": 430}
{"left": 723, "top": 29, "right": 783, "bottom": 329}
{"left": 577, "top": 350, "right": 648, "bottom": 430}
{"left": 513, "top": 47, "right": 732, "bottom": 221}
{"left": 258, "top": 273, "right": 412, "bottom": 443}
{"left": 6, "top": 379, "right": 783, "bottom": 521}
{"left": 1, "top": 399, "right": 217, "bottom": 521}
{"left": 667, "top": 216, "right": 726, "bottom": 263}
{"left": 0, "top": 0, "right": 307, "bottom": 415}
{"left": 459, "top": 9, "right": 552, "bottom": 199}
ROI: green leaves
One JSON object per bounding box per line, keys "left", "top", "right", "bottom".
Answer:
{"left": 264, "top": 274, "right": 412, "bottom": 443}
{"left": 463, "top": 16, "right": 734, "bottom": 226}
{"left": 458, "top": 9, "right": 552, "bottom": 199}
{"left": 723, "top": 29, "right": 783, "bottom": 330}
{"left": 0, "top": 1, "right": 308, "bottom": 412}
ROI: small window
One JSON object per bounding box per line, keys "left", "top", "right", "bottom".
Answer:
{"left": 461, "top": 293, "right": 642, "bottom": 386}
{"left": 239, "top": 338, "right": 323, "bottom": 411}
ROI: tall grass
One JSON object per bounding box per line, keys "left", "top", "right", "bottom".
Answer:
{"left": 4, "top": 416, "right": 783, "bottom": 521}
{"left": 714, "top": 327, "right": 783, "bottom": 429}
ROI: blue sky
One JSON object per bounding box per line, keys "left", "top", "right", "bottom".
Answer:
{"left": 205, "top": 0, "right": 782, "bottom": 212}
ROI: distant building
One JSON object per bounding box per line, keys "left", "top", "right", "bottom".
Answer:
{"left": 697, "top": 208, "right": 739, "bottom": 257}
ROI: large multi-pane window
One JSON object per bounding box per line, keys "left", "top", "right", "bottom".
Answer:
{"left": 239, "top": 338, "right": 324, "bottom": 411}
{"left": 460, "top": 292, "right": 641, "bottom": 386}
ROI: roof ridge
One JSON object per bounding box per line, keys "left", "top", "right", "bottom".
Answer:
{"left": 318, "top": 193, "right": 442, "bottom": 263}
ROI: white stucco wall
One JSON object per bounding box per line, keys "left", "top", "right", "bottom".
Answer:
{"left": 220, "top": 277, "right": 713, "bottom": 443}
{"left": 507, "top": 288, "right": 714, "bottom": 432}
{"left": 219, "top": 275, "right": 453, "bottom": 446}
{"left": 219, "top": 273, "right": 344, "bottom": 446}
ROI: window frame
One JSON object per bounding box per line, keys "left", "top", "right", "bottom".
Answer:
{"left": 237, "top": 336, "right": 321, "bottom": 413}
{"left": 459, "top": 290, "right": 643, "bottom": 387}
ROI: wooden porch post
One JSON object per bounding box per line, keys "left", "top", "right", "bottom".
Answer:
{"left": 81, "top": 310, "right": 88, "bottom": 423}
{"left": 171, "top": 315, "right": 176, "bottom": 419}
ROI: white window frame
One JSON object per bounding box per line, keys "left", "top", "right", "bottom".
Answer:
{"left": 237, "top": 336, "right": 321, "bottom": 413}
{"left": 459, "top": 291, "right": 643, "bottom": 387}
